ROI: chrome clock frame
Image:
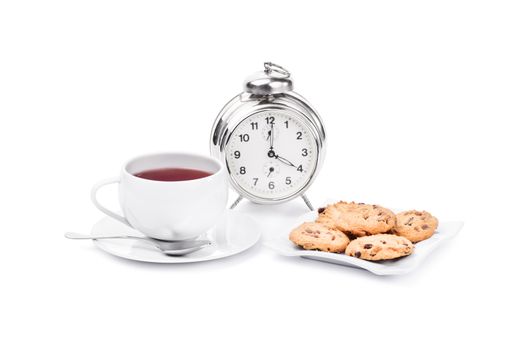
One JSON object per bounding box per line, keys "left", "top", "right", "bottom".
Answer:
{"left": 210, "top": 64, "right": 326, "bottom": 210}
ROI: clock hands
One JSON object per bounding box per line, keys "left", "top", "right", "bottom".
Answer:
{"left": 274, "top": 155, "right": 297, "bottom": 168}
{"left": 265, "top": 121, "right": 302, "bottom": 171}
{"left": 267, "top": 149, "right": 299, "bottom": 170}
{"left": 266, "top": 122, "right": 275, "bottom": 150}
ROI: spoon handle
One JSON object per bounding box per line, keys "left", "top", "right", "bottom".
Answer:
{"left": 64, "top": 232, "right": 144, "bottom": 240}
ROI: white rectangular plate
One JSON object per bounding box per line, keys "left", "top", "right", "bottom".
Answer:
{"left": 265, "top": 210, "right": 463, "bottom": 275}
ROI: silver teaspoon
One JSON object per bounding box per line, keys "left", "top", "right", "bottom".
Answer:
{"left": 65, "top": 232, "right": 211, "bottom": 256}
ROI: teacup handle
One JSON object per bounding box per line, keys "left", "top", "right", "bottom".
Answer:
{"left": 91, "top": 177, "right": 130, "bottom": 227}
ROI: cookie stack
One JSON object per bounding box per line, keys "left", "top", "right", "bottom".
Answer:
{"left": 289, "top": 201, "right": 439, "bottom": 261}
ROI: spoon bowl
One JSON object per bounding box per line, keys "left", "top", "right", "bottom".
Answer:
{"left": 65, "top": 232, "right": 211, "bottom": 256}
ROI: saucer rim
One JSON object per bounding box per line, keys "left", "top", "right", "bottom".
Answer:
{"left": 91, "top": 210, "right": 261, "bottom": 264}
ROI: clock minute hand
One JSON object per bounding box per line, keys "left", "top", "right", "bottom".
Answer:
{"left": 269, "top": 123, "right": 274, "bottom": 149}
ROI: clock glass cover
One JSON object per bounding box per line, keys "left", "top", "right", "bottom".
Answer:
{"left": 225, "top": 109, "right": 318, "bottom": 200}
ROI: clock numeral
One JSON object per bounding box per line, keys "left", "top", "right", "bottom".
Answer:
{"left": 284, "top": 120, "right": 289, "bottom": 128}
{"left": 252, "top": 177, "right": 258, "bottom": 186}
{"left": 296, "top": 131, "right": 303, "bottom": 140}
{"left": 240, "top": 166, "right": 246, "bottom": 175}
{"left": 234, "top": 151, "right": 241, "bottom": 159}
{"left": 285, "top": 177, "right": 291, "bottom": 185}
{"left": 250, "top": 122, "right": 258, "bottom": 130}
{"left": 268, "top": 181, "right": 275, "bottom": 190}
{"left": 301, "top": 148, "right": 308, "bottom": 156}
{"left": 297, "top": 165, "right": 303, "bottom": 172}
{"left": 239, "top": 134, "right": 250, "bottom": 142}
{"left": 265, "top": 116, "right": 275, "bottom": 125}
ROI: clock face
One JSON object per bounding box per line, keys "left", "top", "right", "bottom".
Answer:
{"left": 225, "top": 110, "right": 318, "bottom": 201}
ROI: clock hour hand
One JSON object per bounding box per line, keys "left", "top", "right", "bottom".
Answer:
{"left": 267, "top": 148, "right": 296, "bottom": 168}
{"left": 274, "top": 154, "right": 296, "bottom": 168}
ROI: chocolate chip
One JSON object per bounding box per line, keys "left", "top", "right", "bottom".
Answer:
{"left": 422, "top": 224, "right": 429, "bottom": 230}
{"left": 331, "top": 236, "right": 335, "bottom": 241}
{"left": 373, "top": 205, "right": 378, "bottom": 209}
{"left": 364, "top": 244, "right": 373, "bottom": 249}
{"left": 358, "top": 202, "right": 365, "bottom": 205}
{"left": 318, "top": 207, "right": 326, "bottom": 214}
{"left": 381, "top": 240, "right": 386, "bottom": 244}
{"left": 354, "top": 251, "right": 361, "bottom": 258}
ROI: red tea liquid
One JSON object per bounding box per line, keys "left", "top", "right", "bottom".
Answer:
{"left": 134, "top": 167, "right": 212, "bottom": 182}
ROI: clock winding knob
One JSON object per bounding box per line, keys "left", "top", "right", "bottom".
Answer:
{"left": 243, "top": 62, "right": 294, "bottom": 95}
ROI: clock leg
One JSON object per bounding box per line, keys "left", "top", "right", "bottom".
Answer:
{"left": 301, "top": 194, "right": 314, "bottom": 211}
{"left": 229, "top": 195, "right": 244, "bottom": 209}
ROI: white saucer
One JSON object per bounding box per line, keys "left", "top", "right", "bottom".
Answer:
{"left": 265, "top": 210, "right": 463, "bottom": 275}
{"left": 91, "top": 210, "right": 261, "bottom": 263}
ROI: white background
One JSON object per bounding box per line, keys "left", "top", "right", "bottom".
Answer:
{"left": 1, "top": 1, "right": 524, "bottom": 349}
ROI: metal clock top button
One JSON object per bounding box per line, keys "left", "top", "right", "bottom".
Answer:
{"left": 243, "top": 62, "right": 294, "bottom": 95}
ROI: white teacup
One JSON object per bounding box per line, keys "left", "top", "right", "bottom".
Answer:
{"left": 91, "top": 152, "right": 228, "bottom": 241}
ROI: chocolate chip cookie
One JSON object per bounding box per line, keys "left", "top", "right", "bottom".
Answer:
{"left": 345, "top": 234, "right": 413, "bottom": 260}
{"left": 289, "top": 222, "right": 350, "bottom": 253}
{"left": 316, "top": 201, "right": 396, "bottom": 236}
{"left": 392, "top": 210, "right": 438, "bottom": 243}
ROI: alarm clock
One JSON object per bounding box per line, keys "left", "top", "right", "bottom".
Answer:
{"left": 210, "top": 62, "right": 326, "bottom": 210}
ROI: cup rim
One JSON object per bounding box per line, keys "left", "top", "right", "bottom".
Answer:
{"left": 122, "top": 152, "right": 224, "bottom": 183}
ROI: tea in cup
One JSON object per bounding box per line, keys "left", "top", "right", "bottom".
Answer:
{"left": 91, "top": 152, "right": 228, "bottom": 241}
